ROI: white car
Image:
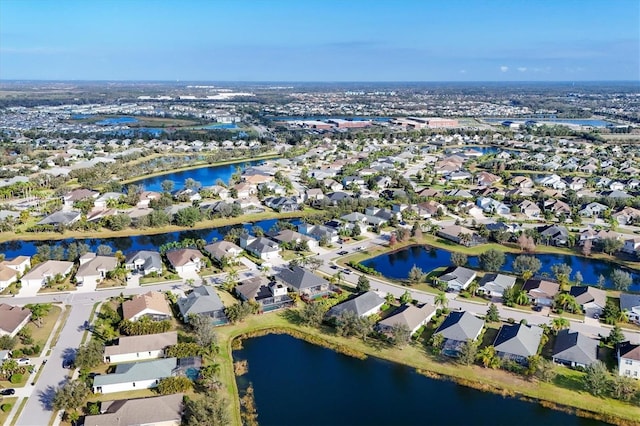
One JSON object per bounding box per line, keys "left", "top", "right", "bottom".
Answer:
{"left": 17, "top": 358, "right": 30, "bottom": 365}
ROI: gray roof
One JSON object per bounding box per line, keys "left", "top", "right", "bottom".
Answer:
{"left": 434, "top": 311, "right": 484, "bottom": 342}
{"left": 327, "top": 291, "right": 385, "bottom": 318}
{"left": 104, "top": 332, "right": 177, "bottom": 357}
{"left": 494, "top": 324, "right": 543, "bottom": 358}
{"left": 377, "top": 304, "right": 436, "bottom": 331}
{"left": 478, "top": 273, "right": 516, "bottom": 293}
{"left": 552, "top": 329, "right": 598, "bottom": 366}
{"left": 37, "top": 210, "right": 81, "bottom": 225}
{"left": 569, "top": 286, "right": 607, "bottom": 308}
{"left": 620, "top": 293, "right": 640, "bottom": 311}
{"left": 93, "top": 358, "right": 177, "bottom": 387}
{"left": 439, "top": 267, "right": 476, "bottom": 287}
{"left": 247, "top": 237, "right": 280, "bottom": 254}
{"left": 83, "top": 394, "right": 183, "bottom": 426}
{"left": 276, "top": 266, "right": 329, "bottom": 291}
{"left": 177, "top": 285, "right": 225, "bottom": 318}
{"left": 124, "top": 250, "right": 162, "bottom": 271}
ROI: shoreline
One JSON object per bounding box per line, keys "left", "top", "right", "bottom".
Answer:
{"left": 219, "top": 313, "right": 640, "bottom": 426}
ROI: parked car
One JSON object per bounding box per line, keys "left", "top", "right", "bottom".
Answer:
{"left": 0, "top": 388, "right": 15, "bottom": 395}
{"left": 17, "top": 358, "right": 30, "bottom": 365}
{"left": 532, "top": 305, "right": 542, "bottom": 312}
{"left": 62, "top": 359, "right": 74, "bottom": 369}
{"left": 337, "top": 251, "right": 348, "bottom": 256}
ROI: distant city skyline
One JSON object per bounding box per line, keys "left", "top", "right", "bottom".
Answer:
{"left": 1, "top": 0, "right": 638, "bottom": 82}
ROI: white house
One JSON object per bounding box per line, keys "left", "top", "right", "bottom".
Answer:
{"left": 75, "top": 253, "right": 118, "bottom": 288}
{"left": 103, "top": 332, "right": 177, "bottom": 364}
{"left": 620, "top": 293, "right": 640, "bottom": 325}
{"left": 0, "top": 265, "right": 17, "bottom": 291}
{"left": 622, "top": 237, "right": 640, "bottom": 255}
{"left": 20, "top": 260, "right": 74, "bottom": 288}
{"left": 618, "top": 342, "right": 640, "bottom": 380}
{"left": 165, "top": 248, "right": 202, "bottom": 277}
{"left": 1, "top": 256, "right": 31, "bottom": 276}
{"left": 92, "top": 357, "right": 178, "bottom": 394}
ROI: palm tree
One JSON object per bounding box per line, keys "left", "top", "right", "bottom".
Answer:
{"left": 467, "top": 281, "right": 479, "bottom": 296}
{"left": 515, "top": 290, "right": 530, "bottom": 306}
{"left": 551, "top": 317, "right": 570, "bottom": 334}
{"left": 478, "top": 346, "right": 500, "bottom": 369}
{"left": 434, "top": 292, "right": 448, "bottom": 309}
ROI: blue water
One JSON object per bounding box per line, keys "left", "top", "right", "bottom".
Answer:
{"left": 106, "top": 128, "right": 165, "bottom": 137}
{"left": 235, "top": 334, "right": 602, "bottom": 426}
{"left": 95, "top": 117, "right": 139, "bottom": 125}
{"left": 131, "top": 159, "right": 265, "bottom": 192}
{"left": 199, "top": 123, "right": 239, "bottom": 130}
{"left": 482, "top": 118, "right": 616, "bottom": 127}
{"left": 362, "top": 245, "right": 640, "bottom": 291}
{"left": 268, "top": 115, "right": 391, "bottom": 122}
{"left": 0, "top": 218, "right": 301, "bottom": 259}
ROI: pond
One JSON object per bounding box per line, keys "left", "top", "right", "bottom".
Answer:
{"left": 361, "top": 245, "right": 640, "bottom": 291}
{"left": 131, "top": 159, "right": 266, "bottom": 192}
{"left": 0, "top": 218, "right": 301, "bottom": 259}
{"left": 234, "top": 334, "right": 602, "bottom": 426}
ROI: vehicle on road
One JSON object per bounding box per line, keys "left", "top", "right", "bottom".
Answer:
{"left": 1, "top": 388, "right": 15, "bottom": 395}
{"left": 330, "top": 265, "right": 338, "bottom": 270}
{"left": 62, "top": 359, "right": 74, "bottom": 369}
{"left": 343, "top": 269, "right": 351, "bottom": 274}
{"left": 337, "top": 251, "right": 348, "bottom": 255}
{"left": 532, "top": 305, "right": 542, "bottom": 312}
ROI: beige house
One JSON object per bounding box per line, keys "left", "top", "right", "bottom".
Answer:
{"left": 103, "top": 331, "right": 177, "bottom": 364}
{"left": 0, "top": 265, "right": 18, "bottom": 291}
{"left": 1, "top": 256, "right": 31, "bottom": 276}
{"left": 75, "top": 253, "right": 119, "bottom": 287}
{"left": 21, "top": 260, "right": 74, "bottom": 288}
{"left": 0, "top": 304, "right": 32, "bottom": 338}
{"left": 83, "top": 394, "right": 183, "bottom": 426}
{"left": 122, "top": 291, "right": 173, "bottom": 322}
{"left": 165, "top": 248, "right": 202, "bottom": 277}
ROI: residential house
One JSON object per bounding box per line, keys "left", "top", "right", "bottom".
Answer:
{"left": 477, "top": 273, "right": 516, "bottom": 298}
{"left": 0, "top": 304, "right": 31, "bottom": 338}
{"left": 413, "top": 200, "right": 445, "bottom": 219}
{"left": 552, "top": 329, "right": 599, "bottom": 368}
{"left": 137, "top": 191, "right": 161, "bottom": 208}
{"left": 1, "top": 256, "right": 31, "bottom": 276}
{"left": 326, "top": 291, "right": 385, "bottom": 319}
{"left": 21, "top": 260, "right": 74, "bottom": 288}
{"left": 620, "top": 293, "right": 640, "bottom": 325}
{"left": 613, "top": 206, "right": 640, "bottom": 226}
{"left": 75, "top": 253, "right": 118, "bottom": 287}
{"left": 177, "top": 285, "right": 227, "bottom": 324}
{"left": 103, "top": 331, "right": 178, "bottom": 364}
{"left": 165, "top": 248, "right": 202, "bottom": 277}
{"left": 376, "top": 304, "right": 436, "bottom": 336}
{"left": 273, "top": 229, "right": 318, "bottom": 251}
{"left": 124, "top": 251, "right": 163, "bottom": 276}
{"left": 275, "top": 266, "right": 333, "bottom": 299}
{"left": 122, "top": 291, "right": 172, "bottom": 322}
{"left": 93, "top": 192, "right": 123, "bottom": 209}
{"left": 203, "top": 241, "right": 243, "bottom": 265}
{"left": 544, "top": 200, "right": 572, "bottom": 218}
{"left": 493, "top": 323, "right": 544, "bottom": 366}
{"left": 0, "top": 265, "right": 17, "bottom": 291}
{"left": 306, "top": 188, "right": 325, "bottom": 201}
{"left": 433, "top": 311, "right": 485, "bottom": 357}
{"left": 522, "top": 279, "right": 560, "bottom": 306}
{"left": 61, "top": 188, "right": 99, "bottom": 208}
{"left": 617, "top": 342, "right": 640, "bottom": 379}
{"left": 519, "top": 200, "right": 541, "bottom": 219}
{"left": 235, "top": 276, "right": 294, "bottom": 312}
{"left": 263, "top": 196, "right": 299, "bottom": 212}
{"left": 579, "top": 202, "right": 609, "bottom": 218}
{"left": 83, "top": 394, "right": 183, "bottom": 426}
{"left": 622, "top": 237, "right": 640, "bottom": 255}
{"left": 92, "top": 357, "right": 177, "bottom": 394}
{"left": 437, "top": 225, "right": 482, "bottom": 246}
{"left": 569, "top": 286, "right": 607, "bottom": 318}
{"left": 297, "top": 223, "right": 340, "bottom": 243}
{"left": 233, "top": 182, "right": 257, "bottom": 199}
{"left": 437, "top": 267, "right": 477, "bottom": 292}
{"left": 239, "top": 234, "right": 281, "bottom": 261}
{"left": 37, "top": 210, "right": 82, "bottom": 226}
{"left": 538, "top": 225, "right": 570, "bottom": 246}
{"left": 510, "top": 176, "right": 534, "bottom": 189}
{"left": 476, "top": 171, "right": 501, "bottom": 187}
{"left": 476, "top": 197, "right": 510, "bottom": 216}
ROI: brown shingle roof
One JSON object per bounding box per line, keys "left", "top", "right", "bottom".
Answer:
{"left": 122, "top": 291, "right": 172, "bottom": 321}
{"left": 165, "top": 248, "right": 202, "bottom": 268}
{"left": 0, "top": 304, "right": 31, "bottom": 335}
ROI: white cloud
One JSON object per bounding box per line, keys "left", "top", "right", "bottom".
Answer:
{"left": 517, "top": 67, "right": 527, "bottom": 72}
{"left": 459, "top": 69, "right": 467, "bottom": 74}
{"left": 500, "top": 65, "right": 509, "bottom": 72}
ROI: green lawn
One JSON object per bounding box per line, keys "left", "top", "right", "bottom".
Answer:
{"left": 14, "top": 305, "right": 63, "bottom": 357}
{"left": 0, "top": 397, "right": 18, "bottom": 424}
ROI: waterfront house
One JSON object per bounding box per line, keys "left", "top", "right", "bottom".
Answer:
{"left": 235, "top": 276, "right": 294, "bottom": 312}
{"left": 538, "top": 225, "right": 570, "bottom": 246}
{"left": 75, "top": 253, "right": 118, "bottom": 287}
{"left": 37, "top": 210, "right": 82, "bottom": 227}
{"left": 522, "top": 279, "right": 560, "bottom": 307}
{"left": 273, "top": 229, "right": 318, "bottom": 251}
{"left": 433, "top": 311, "right": 484, "bottom": 357}
{"left": 83, "top": 394, "right": 183, "bottom": 426}
{"left": 569, "top": 286, "right": 607, "bottom": 318}
{"left": 203, "top": 241, "right": 243, "bottom": 265}
{"left": 493, "top": 323, "right": 543, "bottom": 366}
{"left": 263, "top": 196, "right": 299, "bottom": 212}
{"left": 437, "top": 225, "right": 481, "bottom": 246}
{"left": 297, "top": 223, "right": 340, "bottom": 243}
{"left": 613, "top": 206, "right": 640, "bottom": 226}
{"left": 21, "top": 260, "right": 74, "bottom": 288}
{"left": 476, "top": 273, "right": 516, "bottom": 299}
{"left": 376, "top": 304, "right": 436, "bottom": 336}
{"left": 239, "top": 234, "right": 281, "bottom": 261}
{"left": 122, "top": 291, "right": 173, "bottom": 322}
{"left": 124, "top": 250, "right": 163, "bottom": 276}
{"left": 103, "top": 331, "right": 177, "bottom": 364}
{"left": 0, "top": 304, "right": 31, "bottom": 338}
{"left": 622, "top": 237, "right": 640, "bottom": 255}
{"left": 620, "top": 293, "right": 640, "bottom": 325}
{"left": 326, "top": 291, "right": 385, "bottom": 319}
{"left": 552, "top": 329, "right": 599, "bottom": 368}
{"left": 275, "top": 266, "right": 333, "bottom": 299}
{"left": 165, "top": 248, "right": 203, "bottom": 277}
{"left": 437, "top": 267, "right": 477, "bottom": 292}
{"left": 1, "top": 256, "right": 31, "bottom": 276}
{"left": 92, "top": 357, "right": 177, "bottom": 394}
{"left": 177, "top": 285, "right": 227, "bottom": 324}
{"left": 0, "top": 265, "right": 17, "bottom": 291}
{"left": 618, "top": 342, "right": 640, "bottom": 380}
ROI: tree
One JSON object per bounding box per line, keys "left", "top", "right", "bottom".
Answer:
{"left": 390, "top": 323, "right": 411, "bottom": 347}
{"left": 189, "top": 314, "right": 218, "bottom": 353}
{"left": 601, "top": 237, "right": 623, "bottom": 255}
{"left": 478, "top": 346, "right": 500, "bottom": 369}
{"left": 52, "top": 379, "right": 90, "bottom": 412}
{"left": 502, "top": 286, "right": 516, "bottom": 307}
{"left": 601, "top": 300, "right": 622, "bottom": 325}
{"left": 96, "top": 244, "right": 113, "bottom": 256}
{"left": 554, "top": 293, "right": 580, "bottom": 314}
{"left": 225, "top": 301, "right": 256, "bottom": 324}
{"left": 183, "top": 391, "right": 230, "bottom": 426}
{"left": 450, "top": 252, "right": 468, "bottom": 267}
{"left": 356, "top": 275, "right": 370, "bottom": 293}
{"left": 161, "top": 179, "right": 174, "bottom": 193}
{"left": 517, "top": 233, "right": 536, "bottom": 252}
{"left": 611, "top": 375, "right": 638, "bottom": 401}
{"left": 299, "top": 302, "right": 327, "bottom": 327}
{"left": 574, "top": 271, "right": 583, "bottom": 287}
{"left": 407, "top": 265, "right": 425, "bottom": 285}
{"left": 512, "top": 255, "right": 542, "bottom": 277}
{"left": 25, "top": 303, "right": 52, "bottom": 328}
{"left": 607, "top": 325, "right": 626, "bottom": 347}
{"left": 583, "top": 362, "right": 610, "bottom": 397}
{"left": 479, "top": 249, "right": 505, "bottom": 272}
{"left": 174, "top": 206, "right": 202, "bottom": 227}
{"left": 430, "top": 333, "right": 444, "bottom": 354}
{"left": 400, "top": 290, "right": 412, "bottom": 305}
{"left": 434, "top": 292, "right": 448, "bottom": 309}
{"left": 351, "top": 223, "right": 361, "bottom": 237}
{"left": 532, "top": 357, "right": 557, "bottom": 383}
{"left": 551, "top": 263, "right": 572, "bottom": 286}
{"left": 166, "top": 343, "right": 205, "bottom": 358}
{"left": 610, "top": 269, "right": 632, "bottom": 291}
{"left": 550, "top": 317, "right": 570, "bottom": 334}
{"left": 74, "top": 340, "right": 104, "bottom": 370}
{"left": 335, "top": 311, "right": 360, "bottom": 338}
{"left": 486, "top": 303, "right": 500, "bottom": 322}
{"left": 0, "top": 335, "right": 17, "bottom": 350}
{"left": 581, "top": 239, "right": 593, "bottom": 256}
{"left": 597, "top": 274, "right": 606, "bottom": 289}
{"left": 457, "top": 340, "right": 478, "bottom": 366}
{"left": 157, "top": 376, "right": 192, "bottom": 394}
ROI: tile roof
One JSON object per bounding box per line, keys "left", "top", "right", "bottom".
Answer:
{"left": 122, "top": 291, "right": 172, "bottom": 321}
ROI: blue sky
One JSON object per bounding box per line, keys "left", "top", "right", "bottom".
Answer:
{"left": 1, "top": 0, "right": 638, "bottom": 81}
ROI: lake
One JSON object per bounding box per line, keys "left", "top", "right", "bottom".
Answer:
{"left": 482, "top": 117, "right": 616, "bottom": 127}
{"left": 95, "top": 116, "right": 139, "bottom": 125}
{"left": 361, "top": 245, "right": 640, "bottom": 291}
{"left": 0, "top": 218, "right": 301, "bottom": 259}
{"left": 131, "top": 159, "right": 265, "bottom": 192}
{"left": 234, "top": 334, "right": 602, "bottom": 426}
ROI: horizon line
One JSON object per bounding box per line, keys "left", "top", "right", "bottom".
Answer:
{"left": 1, "top": 79, "right": 639, "bottom": 84}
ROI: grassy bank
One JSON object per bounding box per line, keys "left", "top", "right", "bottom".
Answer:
{"left": 217, "top": 310, "right": 640, "bottom": 426}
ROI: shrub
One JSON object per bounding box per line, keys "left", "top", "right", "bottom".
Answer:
{"left": 1, "top": 403, "right": 12, "bottom": 412}
{"left": 10, "top": 373, "right": 23, "bottom": 383}
{"left": 507, "top": 318, "right": 515, "bottom": 324}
